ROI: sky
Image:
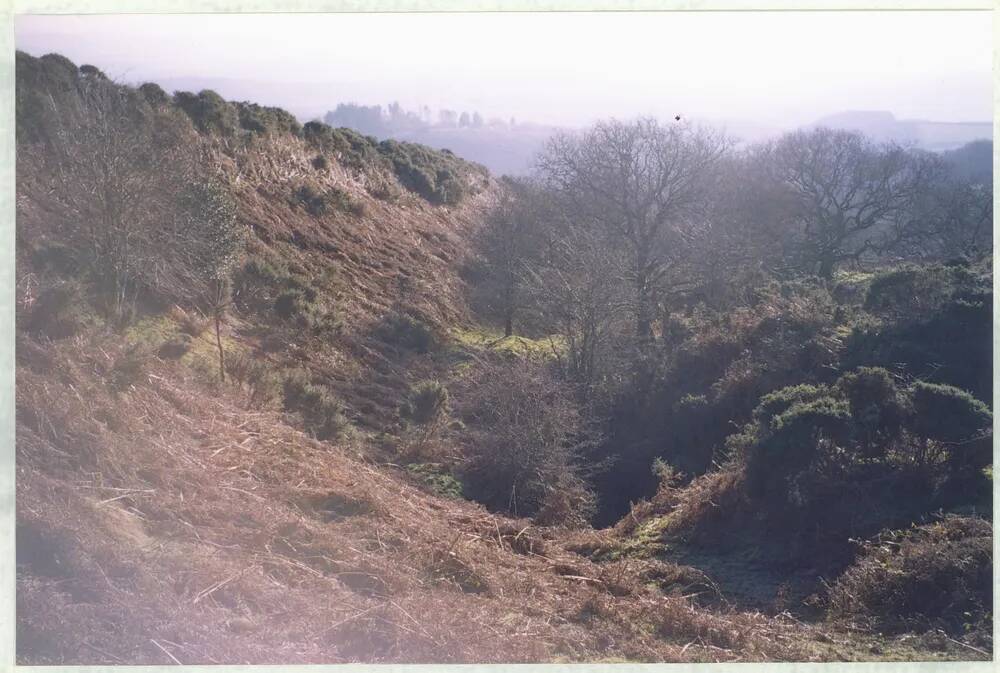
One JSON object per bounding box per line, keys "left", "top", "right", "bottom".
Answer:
{"left": 14, "top": 11, "right": 994, "bottom": 129}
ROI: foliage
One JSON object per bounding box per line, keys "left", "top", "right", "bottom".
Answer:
{"left": 138, "top": 82, "right": 169, "bottom": 107}
{"left": 302, "top": 121, "right": 385, "bottom": 173}
{"left": 173, "top": 89, "right": 239, "bottom": 136}
{"left": 233, "top": 101, "right": 301, "bottom": 136}
{"left": 294, "top": 184, "right": 365, "bottom": 217}
{"left": 225, "top": 352, "right": 282, "bottom": 408}
{"left": 107, "top": 344, "right": 151, "bottom": 393}
{"left": 827, "top": 517, "right": 992, "bottom": 635}
{"left": 376, "top": 312, "right": 438, "bottom": 353}
{"left": 406, "top": 463, "right": 464, "bottom": 499}
{"left": 401, "top": 381, "right": 450, "bottom": 426}
{"left": 378, "top": 139, "right": 474, "bottom": 205}
{"left": 281, "top": 370, "right": 350, "bottom": 440}
{"left": 845, "top": 262, "right": 992, "bottom": 402}
{"left": 26, "top": 281, "right": 91, "bottom": 339}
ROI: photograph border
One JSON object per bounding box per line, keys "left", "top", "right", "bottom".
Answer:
{"left": 1, "top": 1, "right": 996, "bottom": 671}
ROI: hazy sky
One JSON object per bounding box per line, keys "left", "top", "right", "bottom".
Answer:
{"left": 15, "top": 11, "right": 994, "bottom": 128}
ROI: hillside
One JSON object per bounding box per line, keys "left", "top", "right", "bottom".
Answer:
{"left": 14, "top": 52, "right": 993, "bottom": 665}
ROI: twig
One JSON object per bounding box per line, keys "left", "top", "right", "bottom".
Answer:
{"left": 945, "top": 635, "right": 990, "bottom": 657}
{"left": 150, "top": 639, "right": 182, "bottom": 665}
{"left": 83, "top": 641, "right": 123, "bottom": 663}
{"left": 193, "top": 568, "right": 250, "bottom": 605}
{"left": 310, "top": 603, "right": 385, "bottom": 639}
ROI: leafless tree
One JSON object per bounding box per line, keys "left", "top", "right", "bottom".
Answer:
{"left": 473, "top": 177, "right": 544, "bottom": 337}
{"left": 457, "top": 356, "right": 597, "bottom": 525}
{"left": 28, "top": 74, "right": 192, "bottom": 322}
{"left": 522, "top": 212, "right": 630, "bottom": 390}
{"left": 764, "top": 127, "right": 932, "bottom": 279}
{"left": 536, "top": 118, "right": 729, "bottom": 342}
{"left": 893, "top": 155, "right": 993, "bottom": 262}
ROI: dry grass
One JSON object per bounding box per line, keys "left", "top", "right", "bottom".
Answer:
{"left": 16, "top": 332, "right": 851, "bottom": 665}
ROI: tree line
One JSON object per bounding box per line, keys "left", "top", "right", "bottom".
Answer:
{"left": 475, "top": 119, "right": 992, "bottom": 391}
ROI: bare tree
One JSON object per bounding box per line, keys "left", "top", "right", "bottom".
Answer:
{"left": 28, "top": 74, "right": 192, "bottom": 322}
{"left": 523, "top": 211, "right": 630, "bottom": 389}
{"left": 536, "top": 118, "right": 728, "bottom": 342}
{"left": 895, "top": 156, "right": 993, "bottom": 262}
{"left": 457, "top": 356, "right": 597, "bottom": 525}
{"left": 473, "top": 178, "right": 544, "bottom": 337}
{"left": 764, "top": 127, "right": 932, "bottom": 279}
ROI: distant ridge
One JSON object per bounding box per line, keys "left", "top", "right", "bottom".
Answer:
{"left": 810, "top": 110, "right": 991, "bottom": 151}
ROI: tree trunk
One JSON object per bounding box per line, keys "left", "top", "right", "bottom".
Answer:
{"left": 504, "top": 313, "right": 513, "bottom": 338}
{"left": 215, "top": 310, "right": 226, "bottom": 383}
{"left": 818, "top": 253, "right": 836, "bottom": 280}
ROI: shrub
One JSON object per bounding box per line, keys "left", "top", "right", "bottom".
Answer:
{"left": 139, "top": 82, "right": 169, "bottom": 107}
{"left": 27, "top": 282, "right": 88, "bottom": 339}
{"left": 401, "top": 381, "right": 450, "bottom": 426}
{"left": 78, "top": 64, "right": 107, "bottom": 80}
{"left": 326, "top": 186, "right": 366, "bottom": 217}
{"left": 845, "top": 263, "right": 991, "bottom": 401}
{"left": 376, "top": 312, "right": 437, "bottom": 353}
{"left": 836, "top": 367, "right": 908, "bottom": 456}
{"left": 752, "top": 383, "right": 829, "bottom": 427}
{"left": 173, "top": 89, "right": 238, "bottom": 136}
{"left": 747, "top": 394, "right": 853, "bottom": 500}
{"left": 108, "top": 344, "right": 151, "bottom": 393}
{"left": 295, "top": 184, "right": 328, "bottom": 216}
{"left": 312, "top": 154, "right": 328, "bottom": 170}
{"left": 406, "top": 463, "right": 464, "bottom": 499}
{"left": 234, "top": 102, "right": 301, "bottom": 136}
{"left": 864, "top": 265, "right": 965, "bottom": 321}
{"left": 907, "top": 381, "right": 992, "bottom": 478}
{"left": 170, "top": 305, "right": 211, "bottom": 337}
{"left": 458, "top": 357, "right": 596, "bottom": 524}
{"left": 225, "top": 353, "right": 281, "bottom": 408}
{"left": 30, "top": 242, "right": 80, "bottom": 276}
{"left": 908, "top": 381, "right": 992, "bottom": 445}
{"left": 281, "top": 370, "right": 349, "bottom": 440}
{"left": 157, "top": 334, "right": 192, "bottom": 359}
{"left": 377, "top": 139, "right": 474, "bottom": 205}
{"left": 827, "top": 516, "right": 992, "bottom": 635}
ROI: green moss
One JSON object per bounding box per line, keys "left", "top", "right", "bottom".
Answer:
{"left": 124, "top": 313, "right": 247, "bottom": 384}
{"left": 449, "top": 326, "right": 564, "bottom": 359}
{"left": 406, "top": 463, "right": 464, "bottom": 499}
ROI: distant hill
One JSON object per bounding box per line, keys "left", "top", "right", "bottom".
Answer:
{"left": 810, "top": 110, "right": 991, "bottom": 151}
{"left": 392, "top": 124, "right": 556, "bottom": 177}
{"left": 941, "top": 139, "right": 993, "bottom": 185}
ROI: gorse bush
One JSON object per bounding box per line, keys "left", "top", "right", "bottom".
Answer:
{"left": 173, "top": 89, "right": 239, "bottom": 136}
{"left": 836, "top": 367, "right": 908, "bottom": 457}
{"left": 234, "top": 102, "right": 301, "bottom": 136}
{"left": 736, "top": 370, "right": 992, "bottom": 521}
{"left": 225, "top": 352, "right": 281, "bottom": 408}
{"left": 294, "top": 184, "right": 366, "bottom": 217}
{"left": 401, "top": 381, "right": 450, "bottom": 426}
{"left": 377, "top": 139, "right": 472, "bottom": 205}
{"left": 828, "top": 516, "right": 992, "bottom": 635}
{"left": 27, "top": 281, "right": 89, "bottom": 340}
{"left": 302, "top": 121, "right": 384, "bottom": 173}
{"left": 138, "top": 82, "right": 169, "bottom": 107}
{"left": 281, "top": 370, "right": 349, "bottom": 440}
{"left": 235, "top": 256, "right": 339, "bottom": 335}
{"left": 376, "top": 312, "right": 437, "bottom": 353}
{"left": 845, "top": 261, "right": 992, "bottom": 402}
{"left": 107, "top": 343, "right": 151, "bottom": 393}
